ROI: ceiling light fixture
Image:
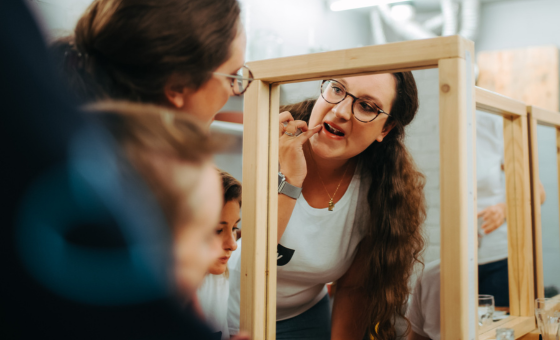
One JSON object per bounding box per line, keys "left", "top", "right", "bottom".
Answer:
{"left": 329, "top": 0, "right": 405, "bottom": 12}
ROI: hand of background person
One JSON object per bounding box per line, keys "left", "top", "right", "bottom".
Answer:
{"left": 278, "top": 111, "right": 322, "bottom": 187}
{"left": 478, "top": 202, "right": 507, "bottom": 235}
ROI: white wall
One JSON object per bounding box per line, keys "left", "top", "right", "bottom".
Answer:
{"left": 25, "top": 0, "right": 92, "bottom": 41}
{"left": 241, "top": 0, "right": 371, "bottom": 61}
{"left": 406, "top": 69, "right": 441, "bottom": 266}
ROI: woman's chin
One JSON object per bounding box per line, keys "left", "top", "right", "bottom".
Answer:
{"left": 208, "top": 264, "right": 226, "bottom": 276}
{"left": 310, "top": 138, "right": 340, "bottom": 159}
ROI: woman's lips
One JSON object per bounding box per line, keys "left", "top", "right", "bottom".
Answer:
{"left": 219, "top": 256, "right": 230, "bottom": 264}
{"left": 322, "top": 122, "right": 346, "bottom": 140}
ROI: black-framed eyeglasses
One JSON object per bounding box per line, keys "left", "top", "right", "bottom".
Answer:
{"left": 320, "top": 79, "right": 391, "bottom": 123}
{"left": 214, "top": 65, "right": 254, "bottom": 96}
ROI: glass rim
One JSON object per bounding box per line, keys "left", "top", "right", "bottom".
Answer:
{"left": 320, "top": 79, "right": 391, "bottom": 122}
{"left": 213, "top": 65, "right": 254, "bottom": 96}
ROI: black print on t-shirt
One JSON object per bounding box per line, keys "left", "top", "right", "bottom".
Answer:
{"left": 277, "top": 244, "right": 295, "bottom": 266}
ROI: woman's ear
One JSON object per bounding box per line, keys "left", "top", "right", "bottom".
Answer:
{"left": 376, "top": 120, "right": 396, "bottom": 143}
{"left": 164, "top": 80, "right": 189, "bottom": 109}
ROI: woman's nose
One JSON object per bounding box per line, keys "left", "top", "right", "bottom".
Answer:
{"left": 225, "top": 232, "right": 237, "bottom": 251}
{"left": 333, "top": 96, "right": 353, "bottom": 121}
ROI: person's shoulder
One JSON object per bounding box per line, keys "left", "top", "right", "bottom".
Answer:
{"left": 420, "top": 259, "right": 441, "bottom": 284}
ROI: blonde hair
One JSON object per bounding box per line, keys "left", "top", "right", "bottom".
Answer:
{"left": 86, "top": 101, "right": 228, "bottom": 230}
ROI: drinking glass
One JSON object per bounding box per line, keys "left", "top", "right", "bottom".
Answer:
{"left": 477, "top": 216, "right": 485, "bottom": 248}
{"left": 535, "top": 298, "right": 560, "bottom": 340}
{"left": 496, "top": 328, "right": 514, "bottom": 340}
{"left": 479, "top": 295, "right": 495, "bottom": 326}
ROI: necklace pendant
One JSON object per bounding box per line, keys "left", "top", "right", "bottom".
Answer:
{"left": 328, "top": 199, "right": 334, "bottom": 211}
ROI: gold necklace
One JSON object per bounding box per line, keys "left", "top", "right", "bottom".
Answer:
{"left": 309, "top": 147, "right": 351, "bottom": 211}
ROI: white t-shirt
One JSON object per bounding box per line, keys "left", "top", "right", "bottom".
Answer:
{"left": 227, "top": 240, "right": 241, "bottom": 336}
{"left": 197, "top": 274, "right": 230, "bottom": 340}
{"left": 406, "top": 260, "right": 441, "bottom": 340}
{"left": 228, "top": 166, "right": 370, "bottom": 332}
{"left": 276, "top": 165, "right": 367, "bottom": 321}
{"left": 476, "top": 111, "right": 508, "bottom": 264}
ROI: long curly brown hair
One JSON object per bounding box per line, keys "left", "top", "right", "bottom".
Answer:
{"left": 281, "top": 72, "right": 426, "bottom": 339}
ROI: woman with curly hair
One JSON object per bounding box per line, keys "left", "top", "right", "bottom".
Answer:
{"left": 270, "top": 72, "right": 427, "bottom": 339}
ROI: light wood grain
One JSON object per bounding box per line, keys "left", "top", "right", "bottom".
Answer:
{"left": 479, "top": 316, "right": 536, "bottom": 340}
{"left": 241, "top": 80, "right": 271, "bottom": 339}
{"left": 518, "top": 329, "right": 540, "bottom": 340}
{"left": 266, "top": 84, "right": 280, "bottom": 340}
{"left": 526, "top": 106, "right": 560, "bottom": 302}
{"left": 439, "top": 57, "right": 477, "bottom": 340}
{"left": 528, "top": 105, "right": 560, "bottom": 127}
{"left": 479, "top": 315, "right": 516, "bottom": 334}
{"left": 527, "top": 114, "right": 545, "bottom": 300}
{"left": 475, "top": 87, "right": 526, "bottom": 117}
{"left": 558, "top": 128, "right": 560, "bottom": 262}
{"left": 247, "top": 35, "right": 472, "bottom": 84}
{"left": 503, "top": 114, "right": 535, "bottom": 317}
{"left": 477, "top": 46, "right": 559, "bottom": 111}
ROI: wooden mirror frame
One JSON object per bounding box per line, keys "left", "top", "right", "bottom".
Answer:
{"left": 516, "top": 106, "right": 560, "bottom": 340}
{"left": 239, "top": 36, "right": 538, "bottom": 339}
{"left": 475, "top": 88, "right": 537, "bottom": 339}
{"left": 528, "top": 106, "right": 560, "bottom": 301}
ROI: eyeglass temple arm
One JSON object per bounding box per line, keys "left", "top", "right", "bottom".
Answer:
{"left": 213, "top": 72, "right": 254, "bottom": 81}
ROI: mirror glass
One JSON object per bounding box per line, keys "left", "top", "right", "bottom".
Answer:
{"left": 475, "top": 110, "right": 510, "bottom": 328}
{"left": 274, "top": 69, "right": 440, "bottom": 339}
{"left": 536, "top": 124, "right": 560, "bottom": 298}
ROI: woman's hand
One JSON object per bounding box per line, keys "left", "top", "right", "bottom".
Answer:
{"left": 278, "top": 111, "right": 322, "bottom": 187}
{"left": 478, "top": 202, "right": 507, "bottom": 234}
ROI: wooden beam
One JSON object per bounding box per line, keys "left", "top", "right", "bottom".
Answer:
{"left": 527, "top": 114, "right": 545, "bottom": 300}
{"left": 439, "top": 57, "right": 477, "bottom": 340}
{"left": 240, "top": 80, "right": 271, "bottom": 339}
{"left": 475, "top": 87, "right": 527, "bottom": 117}
{"left": 529, "top": 105, "right": 560, "bottom": 127}
{"left": 266, "top": 84, "right": 280, "bottom": 340}
{"left": 518, "top": 330, "right": 541, "bottom": 340}
{"left": 247, "top": 35, "right": 473, "bottom": 83}
{"left": 479, "top": 316, "right": 536, "bottom": 340}
{"left": 556, "top": 128, "right": 560, "bottom": 295}
{"left": 503, "top": 114, "right": 535, "bottom": 317}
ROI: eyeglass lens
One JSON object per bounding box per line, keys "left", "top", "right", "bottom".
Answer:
{"left": 321, "top": 80, "right": 381, "bottom": 122}
{"left": 232, "top": 66, "right": 253, "bottom": 95}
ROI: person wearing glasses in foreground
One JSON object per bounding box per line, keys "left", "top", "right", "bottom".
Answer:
{"left": 229, "top": 74, "right": 426, "bottom": 340}
{"left": 52, "top": 0, "right": 253, "bottom": 125}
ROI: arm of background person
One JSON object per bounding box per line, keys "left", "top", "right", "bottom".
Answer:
{"left": 539, "top": 179, "right": 546, "bottom": 204}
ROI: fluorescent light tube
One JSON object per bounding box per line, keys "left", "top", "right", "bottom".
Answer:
{"left": 330, "top": 0, "right": 404, "bottom": 12}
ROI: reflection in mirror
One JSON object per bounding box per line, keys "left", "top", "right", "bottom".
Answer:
{"left": 536, "top": 125, "right": 560, "bottom": 298}
{"left": 270, "top": 70, "right": 440, "bottom": 339}
{"left": 475, "top": 110, "right": 509, "bottom": 327}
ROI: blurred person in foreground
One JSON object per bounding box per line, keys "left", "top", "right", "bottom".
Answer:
{"left": 86, "top": 101, "right": 225, "bottom": 298}
{"left": 0, "top": 1, "right": 236, "bottom": 338}
{"left": 52, "top": 0, "right": 252, "bottom": 126}
{"left": 88, "top": 102, "right": 250, "bottom": 340}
